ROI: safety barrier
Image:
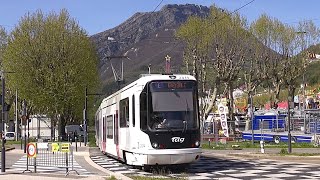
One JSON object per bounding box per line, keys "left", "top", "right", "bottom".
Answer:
{"left": 23, "top": 142, "right": 79, "bottom": 176}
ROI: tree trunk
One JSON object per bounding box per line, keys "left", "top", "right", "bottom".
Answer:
{"left": 274, "top": 83, "right": 281, "bottom": 108}
{"left": 204, "top": 86, "right": 218, "bottom": 118}
{"left": 228, "top": 82, "right": 235, "bottom": 135}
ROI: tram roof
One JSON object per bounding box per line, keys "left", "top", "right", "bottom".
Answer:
{"left": 98, "top": 74, "right": 196, "bottom": 109}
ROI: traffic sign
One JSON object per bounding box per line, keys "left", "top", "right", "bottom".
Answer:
{"left": 51, "top": 143, "right": 60, "bottom": 152}
{"left": 60, "top": 143, "right": 70, "bottom": 152}
{"left": 27, "top": 143, "right": 36, "bottom": 158}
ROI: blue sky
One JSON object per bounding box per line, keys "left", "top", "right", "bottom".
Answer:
{"left": 1, "top": 0, "right": 320, "bottom": 36}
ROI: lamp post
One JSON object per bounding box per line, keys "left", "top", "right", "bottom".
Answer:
{"left": 287, "top": 95, "right": 292, "bottom": 153}
{"left": 1, "top": 74, "right": 5, "bottom": 172}
{"left": 296, "top": 31, "right": 307, "bottom": 134}
{"left": 83, "top": 87, "right": 88, "bottom": 146}
{"left": 250, "top": 93, "right": 254, "bottom": 144}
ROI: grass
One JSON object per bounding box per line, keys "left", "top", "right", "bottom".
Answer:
{"left": 202, "top": 141, "right": 317, "bottom": 150}
{"left": 105, "top": 175, "right": 117, "bottom": 180}
{"left": 88, "top": 131, "right": 97, "bottom": 147}
{"left": 5, "top": 140, "right": 22, "bottom": 145}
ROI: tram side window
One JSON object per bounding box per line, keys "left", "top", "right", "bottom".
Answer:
{"left": 103, "top": 117, "right": 106, "bottom": 142}
{"left": 140, "top": 92, "right": 147, "bottom": 130}
{"left": 120, "top": 98, "right": 129, "bottom": 127}
{"left": 106, "top": 115, "right": 113, "bottom": 139}
{"left": 132, "top": 95, "right": 135, "bottom": 127}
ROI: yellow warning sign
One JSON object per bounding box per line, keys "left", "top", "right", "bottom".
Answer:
{"left": 60, "top": 143, "right": 70, "bottom": 152}
{"left": 52, "top": 143, "right": 60, "bottom": 152}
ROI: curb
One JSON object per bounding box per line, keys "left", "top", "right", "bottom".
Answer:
{"left": 84, "top": 147, "right": 133, "bottom": 180}
{"left": 0, "top": 146, "right": 16, "bottom": 152}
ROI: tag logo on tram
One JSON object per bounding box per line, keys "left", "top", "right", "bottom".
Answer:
{"left": 171, "top": 137, "right": 185, "bottom": 143}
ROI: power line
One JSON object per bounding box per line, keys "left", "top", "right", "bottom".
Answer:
{"left": 147, "top": 0, "right": 257, "bottom": 63}
{"left": 152, "top": 0, "right": 164, "bottom": 13}
{"left": 215, "top": 0, "right": 256, "bottom": 23}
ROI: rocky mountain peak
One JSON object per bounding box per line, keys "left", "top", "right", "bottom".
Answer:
{"left": 89, "top": 4, "right": 210, "bottom": 93}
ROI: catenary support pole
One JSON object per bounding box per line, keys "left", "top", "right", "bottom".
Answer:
{"left": 288, "top": 96, "right": 292, "bottom": 153}
{"left": 1, "top": 75, "right": 6, "bottom": 172}
{"left": 84, "top": 87, "right": 87, "bottom": 146}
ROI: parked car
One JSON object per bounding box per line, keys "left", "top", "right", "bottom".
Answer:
{"left": 5, "top": 132, "right": 15, "bottom": 141}
{"left": 64, "top": 125, "right": 84, "bottom": 141}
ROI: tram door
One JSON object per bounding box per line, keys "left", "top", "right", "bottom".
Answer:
{"left": 114, "top": 110, "right": 119, "bottom": 145}
{"left": 102, "top": 117, "right": 106, "bottom": 152}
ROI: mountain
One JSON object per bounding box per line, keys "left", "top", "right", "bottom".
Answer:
{"left": 90, "top": 4, "right": 210, "bottom": 94}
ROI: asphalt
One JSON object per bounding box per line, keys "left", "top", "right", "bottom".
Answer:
{"left": 1, "top": 143, "right": 320, "bottom": 179}
{"left": 202, "top": 147, "right": 320, "bottom": 164}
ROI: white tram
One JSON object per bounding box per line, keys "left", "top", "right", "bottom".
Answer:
{"left": 95, "top": 74, "right": 201, "bottom": 168}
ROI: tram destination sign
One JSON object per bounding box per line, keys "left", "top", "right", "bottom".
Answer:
{"left": 151, "top": 81, "right": 195, "bottom": 91}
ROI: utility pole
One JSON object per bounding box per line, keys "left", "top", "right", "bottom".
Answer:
{"left": 1, "top": 74, "right": 5, "bottom": 172}
{"left": 83, "top": 87, "right": 88, "bottom": 146}
{"left": 15, "top": 90, "right": 18, "bottom": 141}
{"left": 250, "top": 93, "right": 254, "bottom": 144}
{"left": 105, "top": 55, "right": 128, "bottom": 90}
{"left": 287, "top": 95, "right": 292, "bottom": 153}
{"left": 83, "top": 87, "right": 103, "bottom": 146}
{"left": 22, "top": 99, "right": 27, "bottom": 153}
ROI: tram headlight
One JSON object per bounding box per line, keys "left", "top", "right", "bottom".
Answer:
{"left": 152, "top": 142, "right": 159, "bottom": 149}
{"left": 194, "top": 141, "right": 200, "bottom": 147}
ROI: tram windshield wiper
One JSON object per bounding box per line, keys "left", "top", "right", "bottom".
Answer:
{"left": 151, "top": 114, "right": 174, "bottom": 133}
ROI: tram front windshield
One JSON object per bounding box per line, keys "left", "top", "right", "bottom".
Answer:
{"left": 148, "top": 81, "right": 198, "bottom": 131}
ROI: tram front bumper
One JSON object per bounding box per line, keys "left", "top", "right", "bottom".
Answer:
{"left": 147, "top": 152, "right": 200, "bottom": 165}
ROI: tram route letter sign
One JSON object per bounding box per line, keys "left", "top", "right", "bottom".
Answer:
{"left": 52, "top": 143, "right": 60, "bottom": 152}
{"left": 60, "top": 143, "right": 70, "bottom": 152}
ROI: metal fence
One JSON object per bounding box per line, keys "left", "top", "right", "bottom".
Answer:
{"left": 23, "top": 142, "right": 78, "bottom": 176}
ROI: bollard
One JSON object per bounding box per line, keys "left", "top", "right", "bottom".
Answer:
{"left": 75, "top": 137, "right": 78, "bottom": 152}
{"left": 208, "top": 138, "right": 211, "bottom": 148}
{"left": 260, "top": 140, "right": 265, "bottom": 153}
{"left": 65, "top": 151, "right": 68, "bottom": 173}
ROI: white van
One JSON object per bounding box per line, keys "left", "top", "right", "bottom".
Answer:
{"left": 5, "top": 132, "right": 15, "bottom": 141}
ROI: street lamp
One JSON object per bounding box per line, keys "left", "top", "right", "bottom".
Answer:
{"left": 296, "top": 31, "right": 307, "bottom": 134}
{"left": 250, "top": 93, "right": 254, "bottom": 144}
{"left": 0, "top": 71, "right": 14, "bottom": 173}
{"left": 287, "top": 95, "right": 292, "bottom": 153}
{"left": 1, "top": 73, "right": 5, "bottom": 172}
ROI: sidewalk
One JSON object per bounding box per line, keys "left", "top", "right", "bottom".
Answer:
{"left": 0, "top": 173, "right": 106, "bottom": 180}
{"left": 5, "top": 143, "right": 133, "bottom": 180}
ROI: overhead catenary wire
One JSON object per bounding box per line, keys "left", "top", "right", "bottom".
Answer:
{"left": 147, "top": 0, "right": 257, "bottom": 62}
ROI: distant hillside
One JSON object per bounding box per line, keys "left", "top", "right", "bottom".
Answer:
{"left": 89, "top": 4, "right": 210, "bottom": 94}
{"left": 303, "top": 44, "right": 320, "bottom": 85}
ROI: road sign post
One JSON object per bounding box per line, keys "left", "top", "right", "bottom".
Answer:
{"left": 1, "top": 75, "right": 5, "bottom": 172}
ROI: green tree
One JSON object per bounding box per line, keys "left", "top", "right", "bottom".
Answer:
{"left": 0, "top": 26, "right": 7, "bottom": 62}
{"left": 177, "top": 5, "right": 252, "bottom": 134}
{"left": 2, "top": 9, "right": 99, "bottom": 137}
